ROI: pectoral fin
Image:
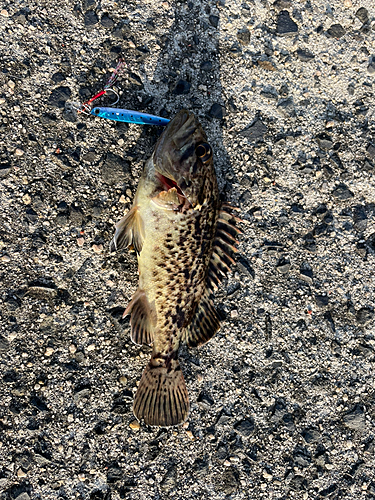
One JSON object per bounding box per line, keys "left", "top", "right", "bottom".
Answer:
{"left": 110, "top": 205, "right": 145, "bottom": 254}
{"left": 124, "top": 289, "right": 156, "bottom": 346}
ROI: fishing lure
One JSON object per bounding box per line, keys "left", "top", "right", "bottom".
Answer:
{"left": 91, "top": 107, "right": 170, "bottom": 126}
{"left": 77, "top": 58, "right": 168, "bottom": 126}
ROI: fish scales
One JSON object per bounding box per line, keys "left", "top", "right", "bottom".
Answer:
{"left": 111, "top": 110, "right": 239, "bottom": 427}
{"left": 140, "top": 198, "right": 218, "bottom": 350}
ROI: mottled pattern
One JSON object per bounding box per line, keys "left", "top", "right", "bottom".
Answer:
{"left": 143, "top": 188, "right": 218, "bottom": 358}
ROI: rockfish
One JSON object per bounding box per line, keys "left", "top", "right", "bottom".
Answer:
{"left": 111, "top": 110, "right": 240, "bottom": 427}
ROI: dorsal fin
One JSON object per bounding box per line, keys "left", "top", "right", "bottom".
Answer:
{"left": 207, "top": 205, "right": 241, "bottom": 290}
{"left": 124, "top": 289, "right": 156, "bottom": 346}
{"left": 110, "top": 205, "right": 145, "bottom": 254}
{"left": 183, "top": 289, "right": 220, "bottom": 347}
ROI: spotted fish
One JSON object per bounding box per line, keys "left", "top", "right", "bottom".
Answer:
{"left": 111, "top": 110, "right": 240, "bottom": 427}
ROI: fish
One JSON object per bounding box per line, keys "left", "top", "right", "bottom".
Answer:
{"left": 111, "top": 109, "right": 240, "bottom": 427}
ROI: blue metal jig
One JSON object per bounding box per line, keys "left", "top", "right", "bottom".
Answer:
{"left": 91, "top": 107, "right": 170, "bottom": 126}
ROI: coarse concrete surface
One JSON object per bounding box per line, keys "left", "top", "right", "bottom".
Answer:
{"left": 0, "top": 0, "right": 375, "bottom": 498}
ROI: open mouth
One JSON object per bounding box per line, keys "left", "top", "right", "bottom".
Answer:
{"left": 156, "top": 172, "right": 185, "bottom": 198}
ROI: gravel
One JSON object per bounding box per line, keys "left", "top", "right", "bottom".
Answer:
{"left": 1, "top": 0, "right": 375, "bottom": 499}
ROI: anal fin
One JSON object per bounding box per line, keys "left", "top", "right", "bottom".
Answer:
{"left": 183, "top": 289, "right": 220, "bottom": 348}
{"left": 110, "top": 205, "right": 145, "bottom": 254}
{"left": 133, "top": 356, "right": 189, "bottom": 427}
{"left": 125, "top": 289, "right": 156, "bottom": 346}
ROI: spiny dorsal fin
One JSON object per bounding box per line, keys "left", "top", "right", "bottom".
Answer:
{"left": 124, "top": 289, "right": 156, "bottom": 346}
{"left": 110, "top": 205, "right": 145, "bottom": 254}
{"left": 207, "top": 205, "right": 241, "bottom": 290}
{"left": 183, "top": 289, "right": 220, "bottom": 347}
{"left": 133, "top": 356, "right": 189, "bottom": 427}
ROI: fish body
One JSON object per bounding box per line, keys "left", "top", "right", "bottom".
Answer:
{"left": 111, "top": 110, "right": 239, "bottom": 427}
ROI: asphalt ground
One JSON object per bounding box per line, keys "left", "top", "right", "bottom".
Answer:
{"left": 0, "top": 0, "right": 375, "bottom": 499}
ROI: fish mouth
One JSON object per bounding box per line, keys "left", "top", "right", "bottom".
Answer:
{"left": 151, "top": 172, "right": 192, "bottom": 213}
{"left": 153, "top": 171, "right": 191, "bottom": 211}
{"left": 156, "top": 172, "right": 185, "bottom": 198}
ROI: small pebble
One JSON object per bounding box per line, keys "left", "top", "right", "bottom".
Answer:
{"left": 119, "top": 376, "right": 127, "bottom": 385}
{"left": 355, "top": 7, "right": 368, "bottom": 24}
{"left": 356, "top": 307, "right": 374, "bottom": 325}
{"left": 201, "top": 60, "right": 213, "bottom": 71}
{"left": 22, "top": 194, "right": 31, "bottom": 205}
{"left": 69, "top": 344, "right": 77, "bottom": 354}
{"left": 296, "top": 49, "right": 314, "bottom": 62}
{"left": 208, "top": 103, "right": 226, "bottom": 119}
{"left": 44, "top": 347, "right": 54, "bottom": 357}
{"left": 84, "top": 10, "right": 98, "bottom": 26}
{"left": 326, "top": 24, "right": 346, "bottom": 38}
{"left": 173, "top": 80, "right": 190, "bottom": 95}
{"left": 15, "top": 148, "right": 24, "bottom": 156}
{"left": 0, "top": 98, "right": 5, "bottom": 105}
{"left": 8, "top": 80, "right": 15, "bottom": 89}
{"left": 277, "top": 10, "right": 298, "bottom": 35}
{"left": 129, "top": 420, "right": 140, "bottom": 430}
{"left": 92, "top": 244, "right": 103, "bottom": 253}
{"left": 258, "top": 60, "right": 278, "bottom": 71}
{"left": 332, "top": 184, "right": 354, "bottom": 200}
{"left": 1, "top": 255, "right": 11, "bottom": 263}
{"left": 0, "top": 9, "right": 9, "bottom": 16}
{"left": 209, "top": 15, "right": 219, "bottom": 28}
{"left": 367, "top": 61, "right": 375, "bottom": 75}
{"left": 86, "top": 344, "right": 95, "bottom": 351}
{"left": 67, "top": 414, "right": 74, "bottom": 423}
{"left": 237, "top": 29, "right": 250, "bottom": 45}
{"left": 230, "top": 309, "right": 238, "bottom": 318}
{"left": 77, "top": 237, "right": 85, "bottom": 247}
{"left": 17, "top": 468, "right": 27, "bottom": 478}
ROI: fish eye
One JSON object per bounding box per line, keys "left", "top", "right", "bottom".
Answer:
{"left": 196, "top": 142, "right": 212, "bottom": 164}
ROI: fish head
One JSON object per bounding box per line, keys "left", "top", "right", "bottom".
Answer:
{"left": 152, "top": 110, "right": 214, "bottom": 209}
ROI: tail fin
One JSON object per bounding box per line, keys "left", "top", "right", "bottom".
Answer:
{"left": 133, "top": 356, "right": 189, "bottom": 427}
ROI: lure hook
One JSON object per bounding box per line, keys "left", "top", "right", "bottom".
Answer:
{"left": 104, "top": 88, "right": 119, "bottom": 105}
